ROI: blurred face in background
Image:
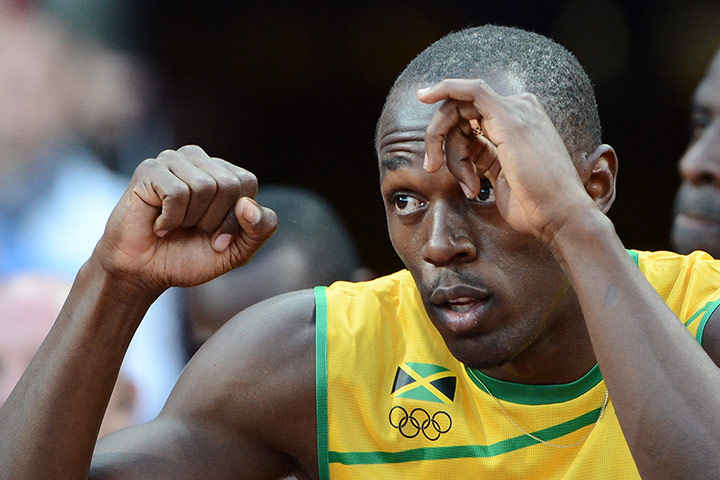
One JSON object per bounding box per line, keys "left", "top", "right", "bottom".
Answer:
{"left": 672, "top": 49, "right": 720, "bottom": 258}
{"left": 0, "top": 14, "right": 72, "bottom": 169}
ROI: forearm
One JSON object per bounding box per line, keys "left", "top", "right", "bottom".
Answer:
{"left": 550, "top": 210, "right": 720, "bottom": 478}
{"left": 0, "top": 258, "right": 158, "bottom": 480}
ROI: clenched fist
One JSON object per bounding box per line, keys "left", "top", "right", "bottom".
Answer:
{"left": 94, "top": 145, "right": 278, "bottom": 293}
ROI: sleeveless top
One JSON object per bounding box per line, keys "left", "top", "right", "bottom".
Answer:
{"left": 314, "top": 250, "right": 720, "bottom": 479}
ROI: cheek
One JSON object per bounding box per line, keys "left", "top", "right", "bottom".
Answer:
{"left": 386, "top": 215, "right": 414, "bottom": 265}
{"left": 492, "top": 233, "right": 564, "bottom": 291}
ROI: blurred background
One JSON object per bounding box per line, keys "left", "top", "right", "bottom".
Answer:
{"left": 8, "top": 0, "right": 720, "bottom": 276}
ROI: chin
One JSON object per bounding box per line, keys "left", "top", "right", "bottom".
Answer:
{"left": 671, "top": 230, "right": 720, "bottom": 259}
{"left": 444, "top": 336, "right": 516, "bottom": 370}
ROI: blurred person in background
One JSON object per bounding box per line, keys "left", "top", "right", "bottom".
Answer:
{"left": 0, "top": 273, "right": 136, "bottom": 438}
{"left": 0, "top": 5, "right": 185, "bottom": 423}
{"left": 672, "top": 44, "right": 720, "bottom": 258}
{"left": 182, "top": 184, "right": 373, "bottom": 357}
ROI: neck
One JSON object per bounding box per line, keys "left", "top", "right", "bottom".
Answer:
{"left": 479, "top": 287, "right": 596, "bottom": 385}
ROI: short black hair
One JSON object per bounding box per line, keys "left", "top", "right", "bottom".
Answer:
{"left": 380, "top": 25, "right": 602, "bottom": 157}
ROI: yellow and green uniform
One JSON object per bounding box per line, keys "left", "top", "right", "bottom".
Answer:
{"left": 314, "top": 250, "right": 720, "bottom": 479}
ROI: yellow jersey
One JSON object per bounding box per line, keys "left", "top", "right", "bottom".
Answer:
{"left": 314, "top": 250, "right": 720, "bottom": 479}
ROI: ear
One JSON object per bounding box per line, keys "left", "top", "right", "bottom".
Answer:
{"left": 576, "top": 144, "right": 617, "bottom": 213}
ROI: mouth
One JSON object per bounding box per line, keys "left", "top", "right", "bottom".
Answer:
{"left": 674, "top": 184, "right": 720, "bottom": 227}
{"left": 429, "top": 285, "right": 492, "bottom": 335}
{"left": 446, "top": 298, "right": 474, "bottom": 313}
{"left": 673, "top": 212, "right": 720, "bottom": 232}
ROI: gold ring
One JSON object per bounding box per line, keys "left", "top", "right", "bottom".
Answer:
{"left": 469, "top": 118, "right": 483, "bottom": 137}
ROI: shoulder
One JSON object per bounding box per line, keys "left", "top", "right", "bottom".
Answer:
{"left": 164, "top": 289, "right": 318, "bottom": 462}
{"left": 633, "top": 250, "right": 720, "bottom": 365}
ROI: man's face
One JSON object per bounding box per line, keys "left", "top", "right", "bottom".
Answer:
{"left": 672, "top": 50, "right": 720, "bottom": 257}
{"left": 376, "top": 81, "right": 581, "bottom": 372}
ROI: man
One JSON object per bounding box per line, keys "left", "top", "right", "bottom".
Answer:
{"left": 1, "top": 25, "right": 720, "bottom": 479}
{"left": 672, "top": 46, "right": 720, "bottom": 258}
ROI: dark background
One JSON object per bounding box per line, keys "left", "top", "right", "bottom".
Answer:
{"left": 53, "top": 0, "right": 720, "bottom": 275}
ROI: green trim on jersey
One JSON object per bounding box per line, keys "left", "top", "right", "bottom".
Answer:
{"left": 627, "top": 249, "right": 639, "bottom": 266}
{"left": 628, "top": 248, "right": 718, "bottom": 345}
{"left": 314, "top": 286, "right": 330, "bottom": 480}
{"left": 465, "top": 364, "right": 602, "bottom": 405}
{"left": 697, "top": 296, "right": 720, "bottom": 345}
{"left": 329, "top": 406, "right": 602, "bottom": 465}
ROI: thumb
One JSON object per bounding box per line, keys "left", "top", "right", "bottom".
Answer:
{"left": 211, "top": 197, "right": 278, "bottom": 263}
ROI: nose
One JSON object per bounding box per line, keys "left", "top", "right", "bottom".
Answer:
{"left": 679, "top": 123, "right": 720, "bottom": 186}
{"left": 420, "top": 202, "right": 477, "bottom": 266}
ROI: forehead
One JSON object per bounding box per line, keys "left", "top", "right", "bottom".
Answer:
{"left": 376, "top": 72, "right": 527, "bottom": 163}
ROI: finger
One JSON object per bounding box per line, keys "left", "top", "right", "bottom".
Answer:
{"left": 176, "top": 146, "right": 259, "bottom": 233}
{"left": 144, "top": 150, "right": 193, "bottom": 234}
{"left": 424, "top": 100, "right": 482, "bottom": 173}
{"left": 417, "top": 78, "right": 504, "bottom": 115}
{"left": 473, "top": 134, "right": 500, "bottom": 178}
{"left": 485, "top": 157, "right": 502, "bottom": 183}
{"left": 211, "top": 197, "right": 278, "bottom": 258}
{"left": 444, "top": 127, "right": 482, "bottom": 197}
{"left": 160, "top": 149, "right": 219, "bottom": 228}
{"left": 492, "top": 169, "right": 511, "bottom": 218}
{"left": 193, "top": 159, "right": 245, "bottom": 233}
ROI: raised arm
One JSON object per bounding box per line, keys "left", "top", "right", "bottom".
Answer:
{"left": 0, "top": 146, "right": 280, "bottom": 479}
{"left": 418, "top": 79, "right": 720, "bottom": 479}
{"left": 91, "top": 289, "right": 318, "bottom": 480}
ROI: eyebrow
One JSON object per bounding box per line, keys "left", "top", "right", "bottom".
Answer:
{"left": 380, "top": 157, "right": 413, "bottom": 171}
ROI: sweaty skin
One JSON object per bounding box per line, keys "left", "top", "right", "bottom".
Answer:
{"left": 2, "top": 75, "right": 720, "bottom": 480}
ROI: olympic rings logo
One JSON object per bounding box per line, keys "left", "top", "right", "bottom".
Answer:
{"left": 388, "top": 406, "right": 452, "bottom": 441}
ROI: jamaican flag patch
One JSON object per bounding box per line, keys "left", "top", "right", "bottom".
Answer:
{"left": 391, "top": 362, "right": 456, "bottom": 404}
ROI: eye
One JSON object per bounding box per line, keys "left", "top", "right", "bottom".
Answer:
{"left": 690, "top": 109, "right": 712, "bottom": 140}
{"left": 390, "top": 193, "right": 425, "bottom": 215}
{"left": 469, "top": 178, "right": 495, "bottom": 204}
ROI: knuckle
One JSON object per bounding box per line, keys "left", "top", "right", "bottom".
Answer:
{"left": 214, "top": 173, "right": 243, "bottom": 193}
{"left": 426, "top": 131, "right": 445, "bottom": 143}
{"left": 156, "top": 148, "right": 179, "bottom": 161}
{"left": 178, "top": 144, "right": 207, "bottom": 158}
{"left": 239, "top": 171, "right": 259, "bottom": 194}
{"left": 518, "top": 92, "right": 538, "bottom": 103}
{"left": 165, "top": 182, "right": 191, "bottom": 202}
{"left": 471, "top": 79, "right": 489, "bottom": 93}
{"left": 192, "top": 175, "right": 218, "bottom": 195}
{"left": 133, "top": 157, "right": 159, "bottom": 176}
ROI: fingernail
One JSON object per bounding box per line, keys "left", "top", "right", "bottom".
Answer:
{"left": 417, "top": 87, "right": 430, "bottom": 95}
{"left": 213, "top": 233, "right": 232, "bottom": 251}
{"left": 459, "top": 182, "right": 473, "bottom": 198}
{"left": 243, "top": 198, "right": 261, "bottom": 224}
{"left": 423, "top": 153, "right": 429, "bottom": 170}
{"left": 156, "top": 229, "right": 168, "bottom": 238}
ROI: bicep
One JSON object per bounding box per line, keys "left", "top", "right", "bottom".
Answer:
{"left": 90, "top": 289, "right": 317, "bottom": 480}
{"left": 90, "top": 415, "right": 296, "bottom": 479}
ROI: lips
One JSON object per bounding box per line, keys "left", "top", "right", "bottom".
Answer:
{"left": 674, "top": 184, "right": 720, "bottom": 225}
{"left": 429, "top": 285, "right": 491, "bottom": 335}
{"left": 671, "top": 184, "right": 720, "bottom": 256}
